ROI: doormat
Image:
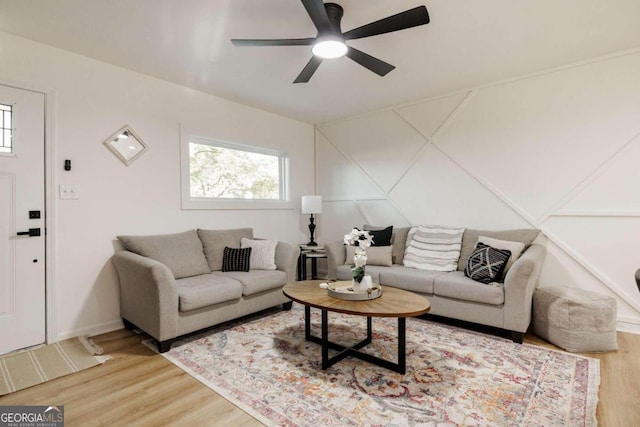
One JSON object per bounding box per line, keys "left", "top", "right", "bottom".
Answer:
{"left": 0, "top": 337, "right": 110, "bottom": 395}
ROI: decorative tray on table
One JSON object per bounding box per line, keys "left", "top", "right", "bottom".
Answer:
{"left": 324, "top": 280, "right": 382, "bottom": 301}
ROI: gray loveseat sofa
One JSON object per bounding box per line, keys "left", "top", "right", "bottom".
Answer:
{"left": 326, "top": 227, "right": 545, "bottom": 343}
{"left": 112, "top": 228, "right": 299, "bottom": 352}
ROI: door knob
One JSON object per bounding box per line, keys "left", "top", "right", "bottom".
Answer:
{"left": 17, "top": 228, "right": 41, "bottom": 237}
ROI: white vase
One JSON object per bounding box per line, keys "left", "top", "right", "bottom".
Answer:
{"left": 353, "top": 275, "right": 372, "bottom": 292}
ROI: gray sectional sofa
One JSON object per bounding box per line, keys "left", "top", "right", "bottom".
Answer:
{"left": 326, "top": 227, "right": 545, "bottom": 342}
{"left": 112, "top": 228, "right": 299, "bottom": 352}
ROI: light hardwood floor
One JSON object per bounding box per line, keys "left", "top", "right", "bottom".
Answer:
{"left": 1, "top": 325, "right": 639, "bottom": 426}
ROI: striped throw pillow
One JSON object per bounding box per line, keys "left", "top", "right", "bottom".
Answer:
{"left": 403, "top": 225, "right": 465, "bottom": 271}
{"left": 222, "top": 247, "right": 252, "bottom": 272}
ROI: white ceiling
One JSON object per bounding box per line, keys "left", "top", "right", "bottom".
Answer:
{"left": 1, "top": 0, "right": 639, "bottom": 124}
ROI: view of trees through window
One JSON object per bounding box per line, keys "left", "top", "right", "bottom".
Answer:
{"left": 189, "top": 141, "right": 282, "bottom": 200}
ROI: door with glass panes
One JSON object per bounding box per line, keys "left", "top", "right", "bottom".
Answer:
{"left": 0, "top": 84, "right": 46, "bottom": 354}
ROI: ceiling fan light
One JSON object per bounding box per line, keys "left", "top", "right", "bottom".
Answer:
{"left": 312, "top": 38, "right": 347, "bottom": 59}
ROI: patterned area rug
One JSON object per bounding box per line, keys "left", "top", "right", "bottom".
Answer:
{"left": 151, "top": 304, "right": 599, "bottom": 426}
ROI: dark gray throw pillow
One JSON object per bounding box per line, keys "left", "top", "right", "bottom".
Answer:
{"left": 117, "top": 230, "right": 210, "bottom": 279}
{"left": 222, "top": 247, "right": 251, "bottom": 272}
{"left": 359, "top": 225, "right": 393, "bottom": 246}
{"left": 369, "top": 225, "right": 393, "bottom": 246}
{"left": 464, "top": 242, "right": 512, "bottom": 284}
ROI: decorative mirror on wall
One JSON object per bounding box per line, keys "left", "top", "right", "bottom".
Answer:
{"left": 103, "top": 125, "right": 149, "bottom": 166}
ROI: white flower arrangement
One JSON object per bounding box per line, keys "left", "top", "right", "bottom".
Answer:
{"left": 343, "top": 228, "right": 374, "bottom": 248}
{"left": 344, "top": 228, "right": 373, "bottom": 283}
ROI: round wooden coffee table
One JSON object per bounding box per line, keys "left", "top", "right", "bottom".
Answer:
{"left": 283, "top": 280, "right": 430, "bottom": 374}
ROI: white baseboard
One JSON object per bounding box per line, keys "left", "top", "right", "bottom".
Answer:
{"left": 53, "top": 319, "right": 124, "bottom": 343}
{"left": 617, "top": 317, "right": 640, "bottom": 336}
{"left": 50, "top": 314, "right": 640, "bottom": 343}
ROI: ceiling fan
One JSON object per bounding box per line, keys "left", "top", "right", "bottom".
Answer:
{"left": 231, "top": 0, "right": 430, "bottom": 83}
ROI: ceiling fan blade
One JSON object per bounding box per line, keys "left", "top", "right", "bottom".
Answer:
{"left": 294, "top": 56, "right": 323, "bottom": 83}
{"left": 301, "top": 0, "right": 332, "bottom": 34}
{"left": 343, "top": 6, "right": 430, "bottom": 40}
{"left": 231, "top": 38, "right": 315, "bottom": 47}
{"left": 346, "top": 47, "right": 395, "bottom": 77}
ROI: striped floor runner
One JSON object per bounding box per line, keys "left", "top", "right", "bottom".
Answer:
{"left": 0, "top": 337, "right": 109, "bottom": 395}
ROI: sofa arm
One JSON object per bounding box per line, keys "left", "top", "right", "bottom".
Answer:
{"left": 325, "top": 240, "right": 346, "bottom": 279}
{"left": 503, "top": 244, "right": 546, "bottom": 333}
{"left": 112, "top": 251, "right": 179, "bottom": 342}
{"left": 275, "top": 242, "right": 300, "bottom": 284}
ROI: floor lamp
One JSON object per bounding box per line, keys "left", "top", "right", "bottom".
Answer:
{"left": 302, "top": 195, "right": 322, "bottom": 246}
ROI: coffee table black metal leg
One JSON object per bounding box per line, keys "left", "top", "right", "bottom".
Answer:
{"left": 398, "top": 317, "right": 406, "bottom": 375}
{"left": 303, "top": 306, "right": 407, "bottom": 374}
{"left": 321, "top": 309, "right": 329, "bottom": 369}
{"left": 305, "top": 305, "right": 311, "bottom": 340}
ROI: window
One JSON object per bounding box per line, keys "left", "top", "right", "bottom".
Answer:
{"left": 182, "top": 132, "right": 290, "bottom": 210}
{"left": 0, "top": 104, "right": 12, "bottom": 154}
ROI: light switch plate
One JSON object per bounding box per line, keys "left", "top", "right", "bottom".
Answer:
{"left": 59, "top": 184, "right": 79, "bottom": 200}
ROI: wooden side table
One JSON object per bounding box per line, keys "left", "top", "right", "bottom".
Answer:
{"left": 298, "top": 245, "right": 327, "bottom": 281}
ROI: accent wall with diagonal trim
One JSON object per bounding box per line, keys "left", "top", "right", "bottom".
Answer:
{"left": 316, "top": 48, "right": 640, "bottom": 334}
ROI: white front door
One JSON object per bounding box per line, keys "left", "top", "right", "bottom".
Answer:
{"left": 0, "top": 84, "right": 46, "bottom": 355}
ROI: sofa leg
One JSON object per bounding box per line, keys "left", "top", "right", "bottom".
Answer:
{"left": 122, "top": 318, "right": 136, "bottom": 330}
{"left": 282, "top": 301, "right": 293, "bottom": 311}
{"left": 510, "top": 331, "right": 524, "bottom": 344}
{"left": 157, "top": 340, "right": 173, "bottom": 353}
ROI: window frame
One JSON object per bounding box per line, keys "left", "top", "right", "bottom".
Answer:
{"left": 180, "top": 127, "right": 292, "bottom": 210}
{"left": 0, "top": 103, "right": 15, "bottom": 157}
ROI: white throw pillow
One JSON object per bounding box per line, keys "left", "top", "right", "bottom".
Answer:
{"left": 477, "top": 235, "right": 525, "bottom": 277}
{"left": 240, "top": 238, "right": 277, "bottom": 270}
{"left": 345, "top": 246, "right": 393, "bottom": 267}
{"left": 403, "top": 225, "right": 465, "bottom": 272}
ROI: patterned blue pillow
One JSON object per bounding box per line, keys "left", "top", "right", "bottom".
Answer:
{"left": 222, "top": 247, "right": 251, "bottom": 272}
{"left": 464, "top": 242, "right": 511, "bottom": 284}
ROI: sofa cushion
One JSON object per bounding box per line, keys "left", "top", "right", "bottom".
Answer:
{"left": 175, "top": 274, "right": 243, "bottom": 312}
{"left": 464, "top": 242, "right": 512, "bottom": 284}
{"left": 434, "top": 271, "right": 505, "bottom": 305}
{"left": 336, "top": 264, "right": 352, "bottom": 281}
{"left": 345, "top": 246, "right": 393, "bottom": 267}
{"left": 379, "top": 265, "right": 445, "bottom": 294}
{"left": 198, "top": 228, "right": 254, "bottom": 271}
{"left": 457, "top": 228, "right": 540, "bottom": 271}
{"left": 391, "top": 227, "right": 410, "bottom": 265}
{"left": 222, "top": 247, "right": 251, "bottom": 272}
{"left": 212, "top": 270, "right": 286, "bottom": 296}
{"left": 118, "top": 230, "right": 210, "bottom": 279}
{"left": 241, "top": 238, "right": 277, "bottom": 270}
{"left": 336, "top": 264, "right": 386, "bottom": 284}
{"left": 404, "top": 225, "right": 465, "bottom": 272}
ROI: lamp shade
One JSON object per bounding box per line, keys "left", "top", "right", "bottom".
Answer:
{"left": 301, "top": 195, "right": 322, "bottom": 214}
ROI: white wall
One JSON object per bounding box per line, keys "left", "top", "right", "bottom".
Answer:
{"left": 316, "top": 49, "right": 640, "bottom": 334}
{"left": 0, "top": 32, "right": 315, "bottom": 341}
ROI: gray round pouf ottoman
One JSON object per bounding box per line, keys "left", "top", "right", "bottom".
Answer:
{"left": 533, "top": 286, "right": 618, "bottom": 353}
